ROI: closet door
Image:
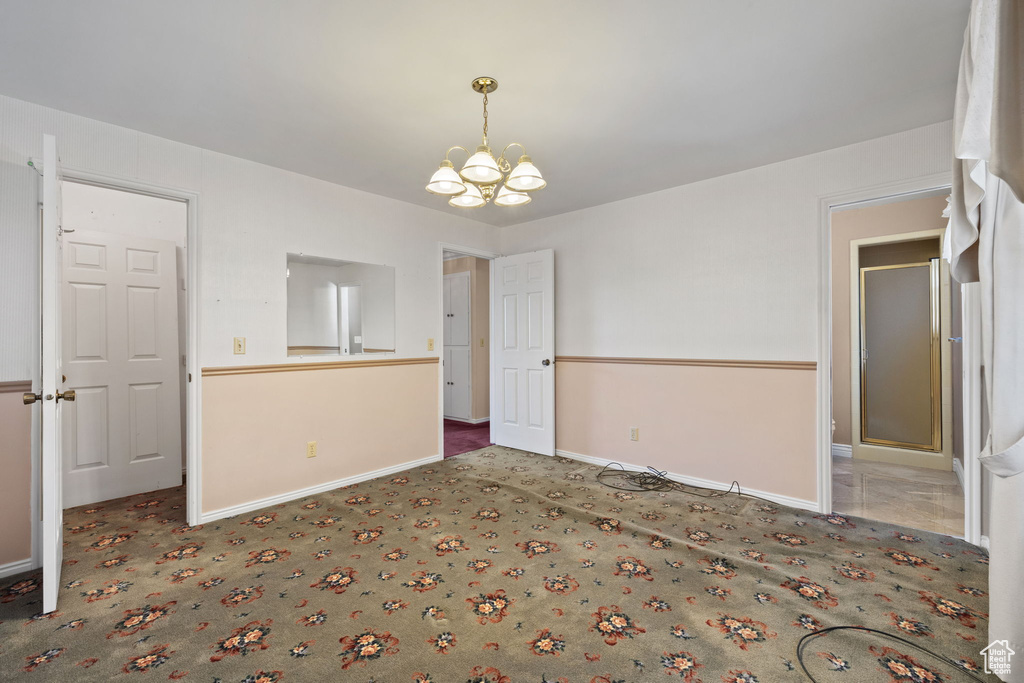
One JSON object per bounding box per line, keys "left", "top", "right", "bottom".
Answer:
{"left": 449, "top": 348, "right": 471, "bottom": 420}
{"left": 443, "top": 347, "right": 453, "bottom": 416}
{"left": 448, "top": 272, "right": 470, "bottom": 346}
{"left": 443, "top": 277, "right": 452, "bottom": 341}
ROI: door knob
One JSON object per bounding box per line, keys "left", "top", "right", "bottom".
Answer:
{"left": 56, "top": 390, "right": 75, "bottom": 402}
{"left": 541, "top": 358, "right": 551, "bottom": 367}
{"left": 23, "top": 392, "right": 41, "bottom": 405}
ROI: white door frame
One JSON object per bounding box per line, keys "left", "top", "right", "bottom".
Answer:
{"left": 816, "top": 172, "right": 984, "bottom": 545}
{"left": 436, "top": 242, "right": 499, "bottom": 458}
{"left": 54, "top": 168, "right": 202, "bottom": 527}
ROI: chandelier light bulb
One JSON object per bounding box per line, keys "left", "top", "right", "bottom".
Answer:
{"left": 460, "top": 147, "right": 503, "bottom": 185}
{"left": 505, "top": 155, "right": 547, "bottom": 192}
{"left": 426, "top": 161, "right": 467, "bottom": 196}
{"left": 448, "top": 181, "right": 485, "bottom": 209}
{"left": 493, "top": 183, "right": 531, "bottom": 207}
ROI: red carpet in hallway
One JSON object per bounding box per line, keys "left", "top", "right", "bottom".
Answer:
{"left": 444, "top": 418, "right": 491, "bottom": 457}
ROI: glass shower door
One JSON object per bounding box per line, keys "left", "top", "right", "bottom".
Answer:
{"left": 859, "top": 260, "right": 941, "bottom": 451}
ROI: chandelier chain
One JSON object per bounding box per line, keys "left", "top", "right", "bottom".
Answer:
{"left": 482, "top": 86, "right": 489, "bottom": 142}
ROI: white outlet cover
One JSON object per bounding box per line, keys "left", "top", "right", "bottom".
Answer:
{"left": 354, "top": 336, "right": 362, "bottom": 343}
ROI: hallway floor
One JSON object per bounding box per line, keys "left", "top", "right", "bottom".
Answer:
{"left": 832, "top": 455, "right": 964, "bottom": 536}
{"left": 443, "top": 418, "right": 491, "bottom": 457}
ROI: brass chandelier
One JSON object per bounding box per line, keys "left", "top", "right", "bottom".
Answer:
{"left": 426, "top": 77, "right": 546, "bottom": 208}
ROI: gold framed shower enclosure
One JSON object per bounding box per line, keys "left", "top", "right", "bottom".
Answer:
{"left": 858, "top": 259, "right": 942, "bottom": 452}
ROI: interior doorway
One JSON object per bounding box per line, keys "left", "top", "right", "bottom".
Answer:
{"left": 829, "top": 191, "right": 966, "bottom": 536}
{"left": 59, "top": 181, "right": 188, "bottom": 508}
{"left": 441, "top": 248, "right": 493, "bottom": 457}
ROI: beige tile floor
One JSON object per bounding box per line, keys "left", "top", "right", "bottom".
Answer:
{"left": 832, "top": 455, "right": 964, "bottom": 536}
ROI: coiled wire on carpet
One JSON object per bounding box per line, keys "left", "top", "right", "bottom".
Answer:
{"left": 595, "top": 462, "right": 777, "bottom": 504}
{"left": 595, "top": 464, "right": 990, "bottom": 682}
{"left": 796, "top": 626, "right": 989, "bottom": 682}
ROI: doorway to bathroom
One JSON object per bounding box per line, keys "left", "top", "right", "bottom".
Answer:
{"left": 829, "top": 191, "right": 966, "bottom": 536}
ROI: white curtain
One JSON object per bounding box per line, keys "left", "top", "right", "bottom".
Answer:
{"left": 947, "top": 1, "right": 1024, "bottom": 680}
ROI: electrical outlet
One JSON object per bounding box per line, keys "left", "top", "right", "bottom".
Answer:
{"left": 306, "top": 441, "right": 317, "bottom": 458}
{"left": 233, "top": 337, "right": 246, "bottom": 354}
{"left": 629, "top": 427, "right": 639, "bottom": 442}
{"left": 427, "top": 338, "right": 435, "bottom": 351}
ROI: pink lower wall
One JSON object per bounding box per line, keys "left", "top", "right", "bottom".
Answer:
{"left": 555, "top": 361, "right": 818, "bottom": 503}
{"left": 201, "top": 361, "right": 439, "bottom": 514}
{"left": 0, "top": 381, "right": 33, "bottom": 568}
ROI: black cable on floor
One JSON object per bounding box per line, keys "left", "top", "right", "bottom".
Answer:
{"left": 796, "top": 626, "right": 989, "bottom": 683}
{"left": 595, "top": 461, "right": 779, "bottom": 505}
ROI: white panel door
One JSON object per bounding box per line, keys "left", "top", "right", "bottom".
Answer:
{"left": 447, "top": 272, "right": 470, "bottom": 346}
{"left": 62, "top": 229, "right": 182, "bottom": 507}
{"left": 446, "top": 348, "right": 471, "bottom": 420}
{"left": 443, "top": 347, "right": 453, "bottom": 416}
{"left": 36, "top": 135, "right": 65, "bottom": 614}
{"left": 491, "top": 249, "right": 555, "bottom": 455}
{"left": 442, "top": 277, "right": 452, "bottom": 341}
{"left": 443, "top": 271, "right": 472, "bottom": 420}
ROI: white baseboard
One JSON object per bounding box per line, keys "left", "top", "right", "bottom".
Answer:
{"left": 0, "top": 557, "right": 37, "bottom": 579}
{"left": 952, "top": 457, "right": 965, "bottom": 490}
{"left": 444, "top": 416, "right": 490, "bottom": 425}
{"left": 980, "top": 535, "right": 990, "bottom": 551}
{"left": 831, "top": 443, "right": 852, "bottom": 458}
{"left": 199, "top": 454, "right": 442, "bottom": 524}
{"left": 555, "top": 449, "right": 818, "bottom": 512}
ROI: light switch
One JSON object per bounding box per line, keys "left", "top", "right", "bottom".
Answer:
{"left": 427, "top": 338, "right": 435, "bottom": 351}
{"left": 233, "top": 337, "right": 246, "bottom": 354}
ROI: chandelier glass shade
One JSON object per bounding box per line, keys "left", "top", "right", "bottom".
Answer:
{"left": 426, "top": 77, "right": 546, "bottom": 209}
{"left": 425, "top": 161, "right": 466, "bottom": 196}
{"left": 448, "top": 181, "right": 485, "bottom": 208}
{"left": 493, "top": 183, "right": 531, "bottom": 207}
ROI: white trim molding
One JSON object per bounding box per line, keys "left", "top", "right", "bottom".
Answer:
{"left": 0, "top": 558, "right": 36, "bottom": 580}
{"left": 555, "top": 449, "right": 818, "bottom": 513}
{"left": 444, "top": 416, "right": 490, "bottom": 425}
{"left": 831, "top": 443, "right": 853, "bottom": 458}
{"left": 952, "top": 456, "right": 966, "bottom": 490}
{"left": 199, "top": 454, "right": 442, "bottom": 524}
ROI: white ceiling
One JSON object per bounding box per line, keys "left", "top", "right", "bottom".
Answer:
{"left": 0, "top": 1, "right": 969, "bottom": 227}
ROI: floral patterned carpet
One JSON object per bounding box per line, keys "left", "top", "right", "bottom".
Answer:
{"left": 0, "top": 447, "right": 996, "bottom": 682}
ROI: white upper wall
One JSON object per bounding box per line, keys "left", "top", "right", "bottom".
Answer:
{"left": 62, "top": 181, "right": 188, "bottom": 248}
{"left": 0, "top": 93, "right": 500, "bottom": 383}
{"left": 499, "top": 120, "right": 953, "bottom": 362}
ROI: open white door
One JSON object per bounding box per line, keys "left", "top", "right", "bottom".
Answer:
{"left": 33, "top": 135, "right": 66, "bottom": 614}
{"left": 62, "top": 230, "right": 182, "bottom": 507}
{"left": 490, "top": 249, "right": 555, "bottom": 455}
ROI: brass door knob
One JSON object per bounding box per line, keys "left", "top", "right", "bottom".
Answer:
{"left": 56, "top": 390, "right": 76, "bottom": 402}
{"left": 541, "top": 358, "right": 551, "bottom": 367}
{"left": 23, "top": 392, "right": 41, "bottom": 405}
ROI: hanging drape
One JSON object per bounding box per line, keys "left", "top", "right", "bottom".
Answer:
{"left": 946, "top": 1, "right": 1024, "bottom": 680}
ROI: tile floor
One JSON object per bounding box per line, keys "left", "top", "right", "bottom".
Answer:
{"left": 832, "top": 455, "right": 964, "bottom": 536}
